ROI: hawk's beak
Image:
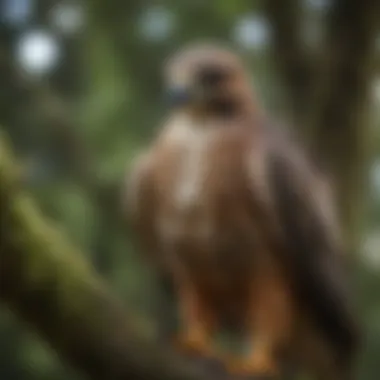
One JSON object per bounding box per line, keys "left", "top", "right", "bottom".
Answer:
{"left": 166, "top": 86, "right": 193, "bottom": 107}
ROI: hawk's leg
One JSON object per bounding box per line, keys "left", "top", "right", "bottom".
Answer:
{"left": 173, "top": 282, "right": 217, "bottom": 359}
{"left": 226, "top": 270, "right": 294, "bottom": 378}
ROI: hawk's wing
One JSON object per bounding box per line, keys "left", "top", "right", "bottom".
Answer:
{"left": 247, "top": 125, "right": 360, "bottom": 367}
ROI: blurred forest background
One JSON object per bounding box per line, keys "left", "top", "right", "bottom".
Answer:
{"left": 0, "top": 0, "right": 379, "bottom": 379}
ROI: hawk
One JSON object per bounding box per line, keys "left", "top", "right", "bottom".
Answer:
{"left": 124, "top": 44, "right": 360, "bottom": 379}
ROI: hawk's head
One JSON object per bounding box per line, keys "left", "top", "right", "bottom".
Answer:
{"left": 164, "top": 43, "right": 254, "bottom": 117}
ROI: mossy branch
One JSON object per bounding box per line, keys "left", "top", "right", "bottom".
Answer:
{"left": 0, "top": 131, "right": 209, "bottom": 380}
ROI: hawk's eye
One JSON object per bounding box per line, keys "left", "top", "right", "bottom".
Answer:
{"left": 198, "top": 67, "right": 227, "bottom": 86}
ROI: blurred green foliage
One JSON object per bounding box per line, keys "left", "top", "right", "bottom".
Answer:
{"left": 0, "top": 0, "right": 379, "bottom": 379}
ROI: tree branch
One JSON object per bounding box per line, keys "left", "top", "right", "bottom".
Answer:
{"left": 0, "top": 132, "right": 213, "bottom": 380}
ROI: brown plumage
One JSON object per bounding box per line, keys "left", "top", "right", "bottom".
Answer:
{"left": 124, "top": 43, "right": 360, "bottom": 379}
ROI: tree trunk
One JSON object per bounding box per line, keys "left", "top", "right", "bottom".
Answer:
{"left": 265, "top": 0, "right": 380, "bottom": 249}
{"left": 263, "top": 0, "right": 315, "bottom": 128}
{"left": 309, "top": 0, "right": 379, "bottom": 248}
